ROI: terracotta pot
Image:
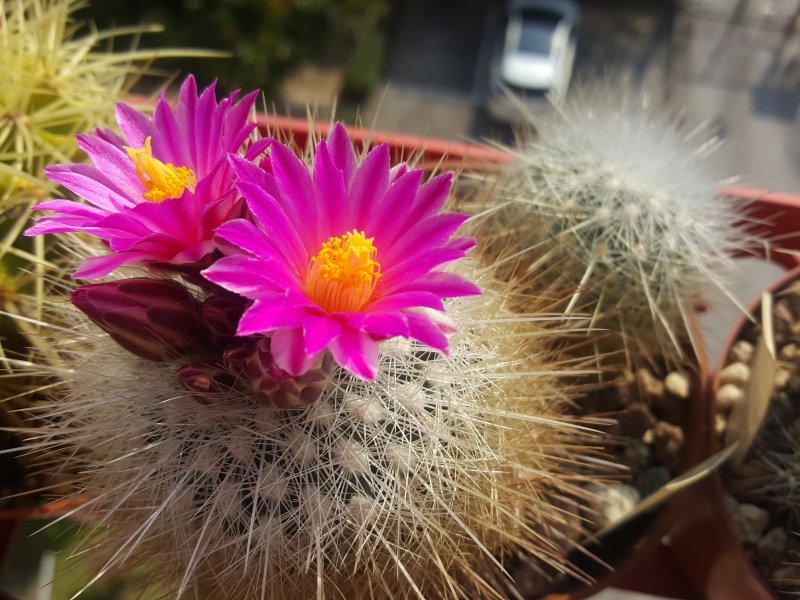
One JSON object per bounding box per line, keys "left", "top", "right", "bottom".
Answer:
{"left": 669, "top": 265, "right": 800, "bottom": 600}
{"left": 723, "top": 185, "right": 800, "bottom": 270}
{"left": 257, "top": 114, "right": 512, "bottom": 173}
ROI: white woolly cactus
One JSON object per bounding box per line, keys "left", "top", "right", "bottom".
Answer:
{"left": 17, "top": 94, "right": 606, "bottom": 598}
{"left": 25, "top": 272, "right": 595, "bottom": 599}
{"left": 495, "top": 86, "right": 755, "bottom": 356}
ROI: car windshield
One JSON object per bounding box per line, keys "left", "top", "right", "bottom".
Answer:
{"left": 514, "top": 9, "right": 560, "bottom": 55}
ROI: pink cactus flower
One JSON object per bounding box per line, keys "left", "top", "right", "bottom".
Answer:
{"left": 202, "top": 123, "right": 481, "bottom": 380}
{"left": 26, "top": 75, "right": 263, "bottom": 279}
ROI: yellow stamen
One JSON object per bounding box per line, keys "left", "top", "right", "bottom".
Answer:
{"left": 124, "top": 137, "right": 197, "bottom": 203}
{"left": 306, "top": 230, "right": 382, "bottom": 313}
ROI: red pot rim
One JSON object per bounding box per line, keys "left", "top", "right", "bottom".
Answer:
{"left": 0, "top": 495, "right": 89, "bottom": 521}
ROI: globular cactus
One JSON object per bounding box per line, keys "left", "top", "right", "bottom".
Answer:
{"left": 22, "top": 265, "right": 599, "bottom": 599}
{"left": 487, "top": 86, "right": 758, "bottom": 358}
{"left": 16, "top": 99, "right": 610, "bottom": 597}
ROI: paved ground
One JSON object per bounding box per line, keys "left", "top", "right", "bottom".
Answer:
{"left": 671, "top": 0, "right": 800, "bottom": 193}
{"left": 365, "top": 0, "right": 677, "bottom": 142}
{"left": 366, "top": 0, "right": 800, "bottom": 197}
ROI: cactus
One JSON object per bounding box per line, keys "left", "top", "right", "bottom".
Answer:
{"left": 487, "top": 85, "right": 758, "bottom": 358}
{"left": 15, "top": 84, "right": 612, "bottom": 597}
{"left": 17, "top": 258, "right": 601, "bottom": 599}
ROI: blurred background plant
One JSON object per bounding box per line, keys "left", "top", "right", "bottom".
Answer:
{"left": 78, "top": 0, "right": 390, "bottom": 109}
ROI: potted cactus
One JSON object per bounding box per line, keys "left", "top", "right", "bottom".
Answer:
{"left": 460, "top": 84, "right": 762, "bottom": 597}
{"left": 7, "top": 74, "right": 621, "bottom": 598}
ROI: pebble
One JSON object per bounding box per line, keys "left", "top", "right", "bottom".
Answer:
{"left": 730, "top": 340, "right": 754, "bottom": 364}
{"left": 617, "top": 403, "right": 656, "bottom": 439}
{"left": 773, "top": 565, "right": 800, "bottom": 581}
{"left": 719, "top": 362, "right": 750, "bottom": 387}
{"left": 730, "top": 502, "right": 770, "bottom": 544}
{"left": 584, "top": 483, "right": 641, "bottom": 529}
{"left": 633, "top": 466, "right": 671, "bottom": 498}
{"left": 779, "top": 343, "right": 798, "bottom": 361}
{"left": 714, "top": 413, "right": 727, "bottom": 436}
{"left": 756, "top": 527, "right": 788, "bottom": 557}
{"left": 715, "top": 383, "right": 744, "bottom": 412}
{"left": 775, "top": 367, "right": 792, "bottom": 389}
{"left": 646, "top": 421, "right": 684, "bottom": 472}
{"left": 664, "top": 372, "right": 690, "bottom": 400}
{"left": 623, "top": 440, "right": 652, "bottom": 472}
{"left": 636, "top": 368, "right": 664, "bottom": 403}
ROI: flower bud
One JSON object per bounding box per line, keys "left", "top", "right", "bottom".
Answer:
{"left": 71, "top": 278, "right": 206, "bottom": 361}
{"left": 176, "top": 361, "right": 237, "bottom": 404}
{"left": 224, "top": 337, "right": 331, "bottom": 408}
{"left": 201, "top": 294, "right": 248, "bottom": 351}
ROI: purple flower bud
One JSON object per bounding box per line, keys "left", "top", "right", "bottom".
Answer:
{"left": 223, "top": 337, "right": 331, "bottom": 408}
{"left": 201, "top": 295, "right": 248, "bottom": 351}
{"left": 71, "top": 278, "right": 206, "bottom": 361}
{"left": 176, "top": 361, "right": 237, "bottom": 404}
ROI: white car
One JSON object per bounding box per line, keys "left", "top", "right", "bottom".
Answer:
{"left": 487, "top": 0, "right": 578, "bottom": 123}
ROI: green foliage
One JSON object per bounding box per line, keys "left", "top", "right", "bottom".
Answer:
{"left": 79, "top": 0, "right": 391, "bottom": 96}
{"left": 344, "top": 28, "right": 385, "bottom": 97}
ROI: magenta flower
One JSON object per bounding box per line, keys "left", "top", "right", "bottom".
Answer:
{"left": 202, "top": 123, "right": 481, "bottom": 380}
{"left": 25, "top": 75, "right": 262, "bottom": 279}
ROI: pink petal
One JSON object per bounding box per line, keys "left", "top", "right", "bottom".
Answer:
{"left": 270, "top": 327, "right": 322, "bottom": 376}
{"left": 73, "top": 252, "right": 137, "bottom": 279}
{"left": 350, "top": 143, "right": 390, "bottom": 229}
{"left": 380, "top": 271, "right": 481, "bottom": 299}
{"left": 372, "top": 171, "right": 452, "bottom": 247}
{"left": 202, "top": 255, "right": 299, "bottom": 298}
{"left": 235, "top": 180, "right": 308, "bottom": 272}
{"left": 269, "top": 142, "right": 317, "bottom": 238}
{"left": 361, "top": 312, "right": 409, "bottom": 339}
{"left": 368, "top": 168, "right": 423, "bottom": 245}
{"left": 329, "top": 327, "right": 379, "bottom": 380}
{"left": 367, "top": 291, "right": 445, "bottom": 312}
{"left": 76, "top": 134, "right": 143, "bottom": 201}
{"left": 152, "top": 93, "right": 189, "bottom": 167}
{"left": 405, "top": 311, "right": 449, "bottom": 352}
{"left": 327, "top": 122, "right": 357, "bottom": 187}
{"left": 237, "top": 297, "right": 310, "bottom": 335}
{"left": 115, "top": 103, "right": 152, "bottom": 148}
{"left": 213, "top": 219, "right": 272, "bottom": 259}
{"left": 382, "top": 245, "right": 470, "bottom": 282}
{"left": 45, "top": 164, "right": 135, "bottom": 211}
{"left": 380, "top": 212, "right": 470, "bottom": 266}
{"left": 176, "top": 75, "right": 199, "bottom": 166}
{"left": 313, "top": 140, "right": 348, "bottom": 241}
{"left": 195, "top": 80, "right": 220, "bottom": 173}
{"left": 223, "top": 90, "right": 258, "bottom": 151}
{"left": 302, "top": 315, "right": 342, "bottom": 355}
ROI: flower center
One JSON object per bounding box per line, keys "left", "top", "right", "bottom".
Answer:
{"left": 124, "top": 136, "right": 197, "bottom": 203}
{"left": 306, "top": 230, "right": 381, "bottom": 313}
